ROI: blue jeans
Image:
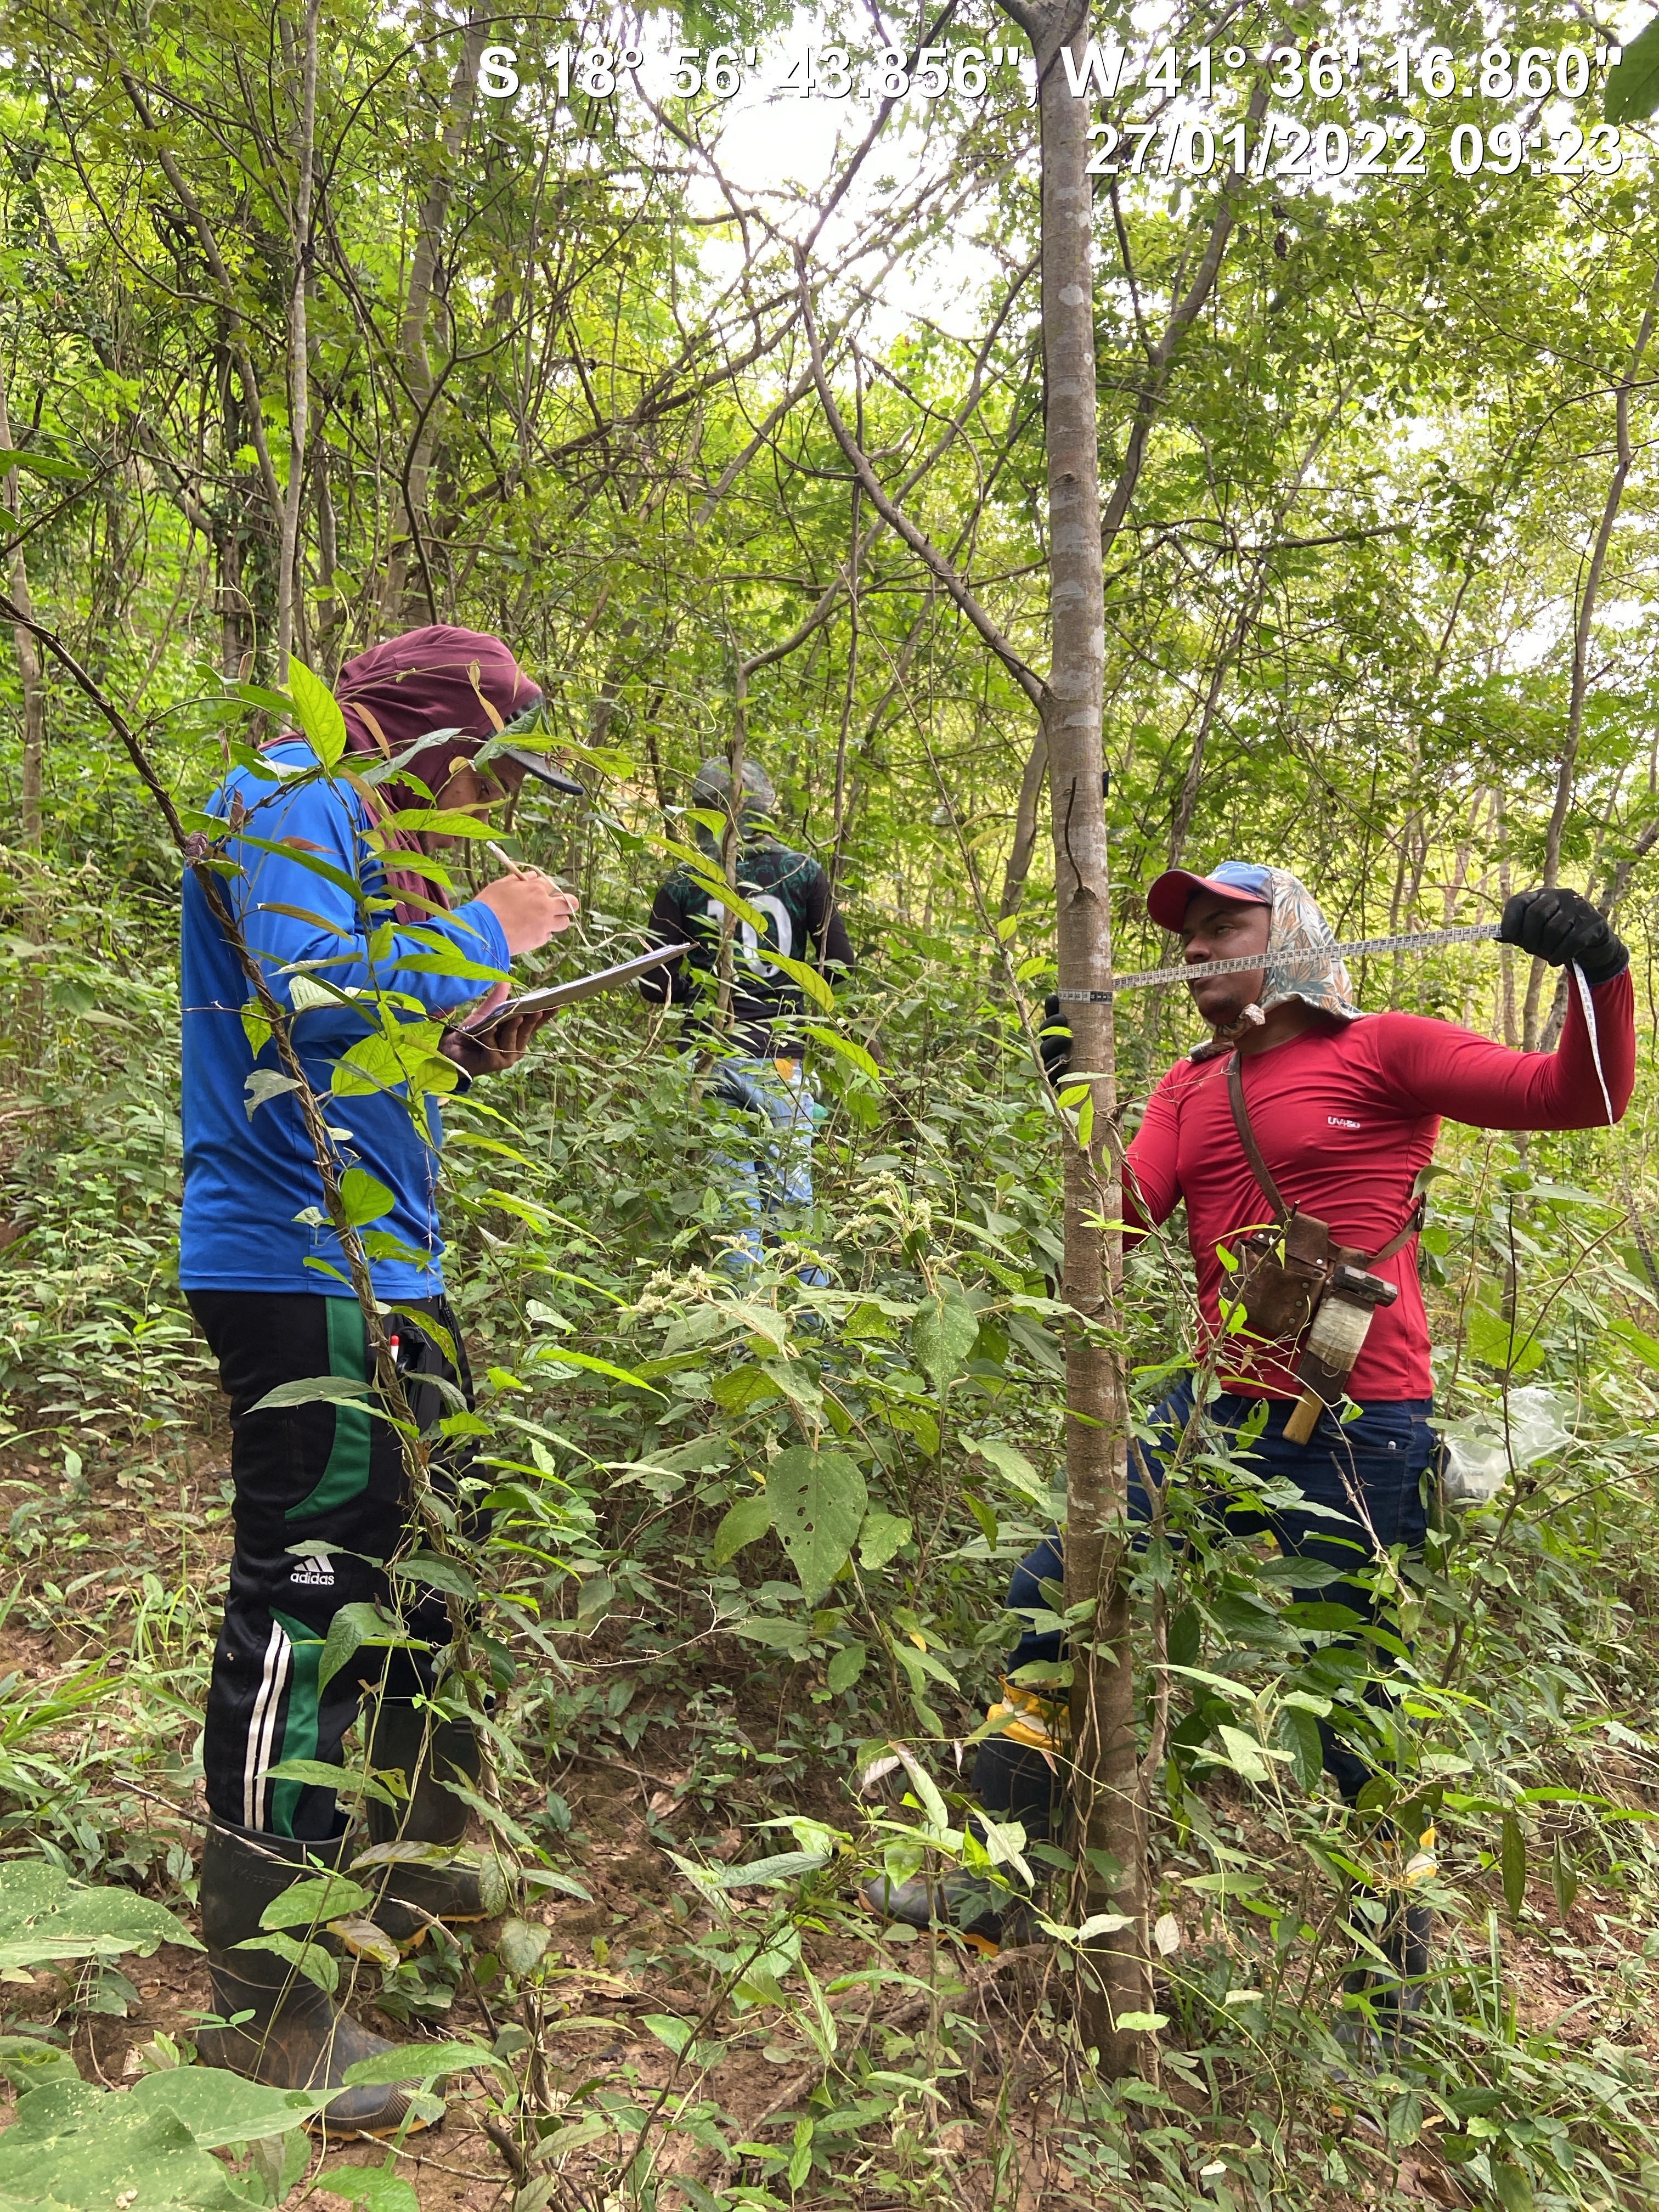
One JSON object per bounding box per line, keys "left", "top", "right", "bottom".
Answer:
{"left": 1002, "top": 1383, "right": 1435, "bottom": 1803}
{"left": 709, "top": 1056, "right": 826, "bottom": 1284}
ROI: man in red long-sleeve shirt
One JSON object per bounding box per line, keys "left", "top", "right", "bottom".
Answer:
{"left": 868, "top": 861, "right": 1634, "bottom": 1985}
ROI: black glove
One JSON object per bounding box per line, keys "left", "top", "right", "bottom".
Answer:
{"left": 1039, "top": 992, "right": 1072, "bottom": 1084}
{"left": 1500, "top": 888, "right": 1628, "bottom": 986}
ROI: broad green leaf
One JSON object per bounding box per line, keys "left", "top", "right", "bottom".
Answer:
{"left": 0, "top": 1863, "right": 199, "bottom": 1970}
{"left": 857, "top": 1510, "right": 911, "bottom": 1571}
{"left": 233, "top": 1931, "right": 337, "bottom": 1994}
{"left": 127, "top": 2065, "right": 331, "bottom": 2146}
{"left": 247, "top": 1374, "right": 381, "bottom": 1415}
{"left": 642, "top": 2013, "right": 693, "bottom": 2056}
{"left": 968, "top": 1435, "right": 1049, "bottom": 1506}
{"left": 765, "top": 1446, "right": 867, "bottom": 1604}
{"left": 389, "top": 1550, "right": 477, "bottom": 1601}
{"left": 1466, "top": 1302, "right": 1544, "bottom": 1378}
{"left": 318, "top": 1599, "right": 414, "bottom": 1691}
{"left": 498, "top": 1917, "right": 551, "bottom": 1976}
{"left": 826, "top": 1641, "right": 866, "bottom": 1694}
{"left": 1492, "top": 2159, "right": 1536, "bottom": 2212}
{"left": 0, "top": 2087, "right": 243, "bottom": 2206}
{"left": 286, "top": 657, "right": 348, "bottom": 771}
{"left": 713, "top": 1488, "right": 771, "bottom": 1565}
{"left": 340, "top": 2041, "right": 501, "bottom": 2086}
{"left": 912, "top": 1291, "right": 979, "bottom": 1392}
{"left": 712, "top": 1363, "right": 783, "bottom": 1414}
{"left": 244, "top": 1069, "right": 302, "bottom": 1119}
{"left": 1607, "top": 16, "right": 1659, "bottom": 122}
{"left": 0, "top": 447, "right": 83, "bottom": 479}
{"left": 258, "top": 1874, "right": 371, "bottom": 1931}
{"left": 1214, "top": 1725, "right": 1284, "bottom": 1785}
{"left": 317, "top": 2170, "right": 422, "bottom": 2212}
{"left": 340, "top": 1166, "right": 394, "bottom": 1225}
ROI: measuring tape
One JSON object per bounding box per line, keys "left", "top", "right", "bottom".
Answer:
{"left": 1054, "top": 923, "right": 1502, "bottom": 998}
{"left": 1053, "top": 922, "right": 1613, "bottom": 1127}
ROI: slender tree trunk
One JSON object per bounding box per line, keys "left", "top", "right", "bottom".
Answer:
{"left": 277, "top": 0, "right": 320, "bottom": 674}
{"left": 380, "top": 9, "right": 494, "bottom": 629}
{"left": 0, "top": 385, "right": 45, "bottom": 845}
{"left": 1523, "top": 261, "right": 1659, "bottom": 1046}
{"left": 1009, "top": 0, "right": 1148, "bottom": 2075}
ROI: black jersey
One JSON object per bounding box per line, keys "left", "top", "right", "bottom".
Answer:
{"left": 641, "top": 838, "right": 854, "bottom": 1054}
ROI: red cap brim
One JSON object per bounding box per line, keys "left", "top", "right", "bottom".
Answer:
{"left": 1146, "top": 868, "right": 1273, "bottom": 932}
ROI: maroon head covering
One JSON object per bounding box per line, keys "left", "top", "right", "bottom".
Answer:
{"left": 334, "top": 624, "right": 538, "bottom": 925}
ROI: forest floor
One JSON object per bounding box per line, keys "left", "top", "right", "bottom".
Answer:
{"left": 4, "top": 1427, "right": 1659, "bottom": 2211}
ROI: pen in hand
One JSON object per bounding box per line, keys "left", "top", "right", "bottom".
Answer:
{"left": 486, "top": 841, "right": 589, "bottom": 946}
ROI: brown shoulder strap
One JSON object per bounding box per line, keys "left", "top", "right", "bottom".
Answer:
{"left": 1227, "top": 1053, "right": 1289, "bottom": 1222}
{"left": 1367, "top": 1198, "right": 1425, "bottom": 1267}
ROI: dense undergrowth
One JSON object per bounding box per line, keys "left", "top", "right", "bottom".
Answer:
{"left": 2, "top": 833, "right": 1659, "bottom": 2209}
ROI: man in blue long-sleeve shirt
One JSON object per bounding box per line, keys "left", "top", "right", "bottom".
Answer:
{"left": 180, "top": 625, "right": 575, "bottom": 2134}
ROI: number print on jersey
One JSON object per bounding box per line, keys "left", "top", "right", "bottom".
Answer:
{"left": 709, "top": 893, "right": 794, "bottom": 977}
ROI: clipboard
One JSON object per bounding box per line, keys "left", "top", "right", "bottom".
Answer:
{"left": 463, "top": 943, "right": 684, "bottom": 1031}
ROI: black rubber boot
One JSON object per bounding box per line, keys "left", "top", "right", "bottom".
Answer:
{"left": 362, "top": 1700, "right": 510, "bottom": 1948}
{"left": 861, "top": 1866, "right": 1017, "bottom": 1947}
{"left": 196, "top": 1818, "right": 438, "bottom": 2138}
{"left": 1339, "top": 1897, "right": 1434, "bottom": 2053}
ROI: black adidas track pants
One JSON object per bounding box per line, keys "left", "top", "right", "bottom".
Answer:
{"left": 188, "top": 1291, "right": 473, "bottom": 1841}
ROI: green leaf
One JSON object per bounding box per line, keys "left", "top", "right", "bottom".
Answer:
{"left": 0, "top": 2085, "right": 244, "bottom": 2206}
{"left": 857, "top": 1510, "right": 911, "bottom": 1571}
{"left": 234, "top": 1930, "right": 337, "bottom": 1994}
{"left": 826, "top": 1641, "right": 867, "bottom": 1694}
{"left": 1550, "top": 1837, "right": 1578, "bottom": 1924}
{"left": 535, "top": 1347, "right": 665, "bottom": 1396}
{"left": 340, "top": 2041, "right": 500, "bottom": 2087}
{"left": 1502, "top": 1811, "right": 1527, "bottom": 1921}
{"left": 713, "top": 1489, "right": 771, "bottom": 1566}
{"left": 0, "top": 1863, "right": 199, "bottom": 1970}
{"left": 244, "top": 1069, "right": 303, "bottom": 1120}
{"left": 340, "top": 1167, "right": 394, "bottom": 1226}
{"left": 286, "top": 657, "right": 349, "bottom": 771}
{"left": 127, "top": 2064, "right": 331, "bottom": 2146}
{"left": 800, "top": 1024, "right": 879, "bottom": 1081}
{"left": 389, "top": 1551, "right": 477, "bottom": 1601}
{"left": 968, "top": 1436, "right": 1051, "bottom": 1508}
{"left": 1492, "top": 2159, "right": 1536, "bottom": 2212}
{"left": 1466, "top": 1302, "right": 1545, "bottom": 1378}
{"left": 317, "top": 2169, "right": 422, "bottom": 2212}
{"left": 258, "top": 1875, "right": 372, "bottom": 1931}
{"left": 318, "top": 1599, "right": 412, "bottom": 1692}
{"left": 1213, "top": 1725, "right": 1284, "bottom": 1785}
{"left": 0, "top": 448, "right": 83, "bottom": 479}
{"left": 247, "top": 1374, "right": 382, "bottom": 1415}
{"left": 764, "top": 1447, "right": 867, "bottom": 1605}
{"left": 642, "top": 2014, "right": 693, "bottom": 2056}
{"left": 498, "top": 1917, "right": 551, "bottom": 1976}
{"left": 912, "top": 1290, "right": 979, "bottom": 1392}
{"left": 1607, "top": 16, "right": 1659, "bottom": 122}
{"left": 1277, "top": 1702, "right": 1323, "bottom": 1793}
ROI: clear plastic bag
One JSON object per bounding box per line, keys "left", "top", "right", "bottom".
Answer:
{"left": 1437, "top": 1385, "right": 1571, "bottom": 1505}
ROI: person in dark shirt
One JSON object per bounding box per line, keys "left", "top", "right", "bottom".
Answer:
{"left": 640, "top": 756, "right": 852, "bottom": 1274}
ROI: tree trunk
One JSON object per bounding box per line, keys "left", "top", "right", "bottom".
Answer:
{"left": 1017, "top": 0, "right": 1149, "bottom": 2074}
{"left": 1524, "top": 259, "right": 1659, "bottom": 1046}
{"left": 0, "top": 384, "right": 46, "bottom": 845}
{"left": 379, "top": 9, "right": 494, "bottom": 630}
